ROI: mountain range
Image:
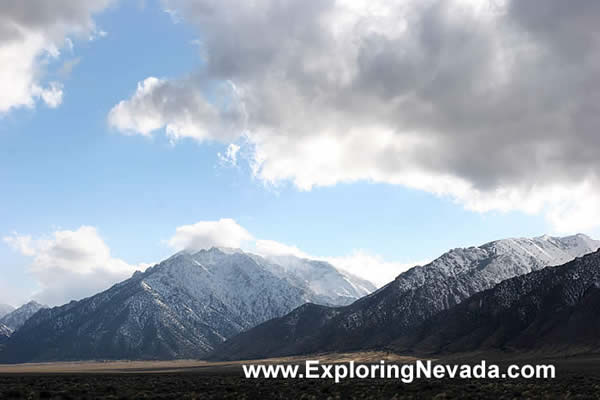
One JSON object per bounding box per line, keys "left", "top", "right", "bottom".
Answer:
{"left": 0, "top": 301, "right": 46, "bottom": 348}
{"left": 213, "top": 234, "right": 600, "bottom": 360}
{"left": 394, "top": 249, "right": 600, "bottom": 355}
{"left": 0, "top": 301, "right": 46, "bottom": 332}
{"left": 0, "top": 248, "right": 372, "bottom": 363}
{"left": 255, "top": 254, "right": 374, "bottom": 305}
{"left": 0, "top": 324, "right": 11, "bottom": 346}
{"left": 1, "top": 234, "right": 599, "bottom": 363}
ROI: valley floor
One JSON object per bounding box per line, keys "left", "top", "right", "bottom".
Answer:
{"left": 0, "top": 351, "right": 417, "bottom": 374}
{"left": 0, "top": 352, "right": 599, "bottom": 399}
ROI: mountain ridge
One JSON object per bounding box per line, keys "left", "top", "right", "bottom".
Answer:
{"left": 0, "top": 248, "right": 372, "bottom": 363}
{"left": 393, "top": 248, "right": 600, "bottom": 355}
{"left": 212, "top": 234, "right": 600, "bottom": 360}
{"left": 0, "top": 301, "right": 46, "bottom": 332}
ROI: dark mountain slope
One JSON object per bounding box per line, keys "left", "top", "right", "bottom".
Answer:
{"left": 396, "top": 249, "right": 600, "bottom": 355}
{"left": 0, "top": 301, "right": 46, "bottom": 331}
{"left": 210, "top": 303, "right": 341, "bottom": 361}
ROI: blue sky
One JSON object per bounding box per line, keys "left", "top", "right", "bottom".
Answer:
{"left": 1, "top": 0, "right": 599, "bottom": 306}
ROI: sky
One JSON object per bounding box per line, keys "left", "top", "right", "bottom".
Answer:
{"left": 1, "top": 0, "right": 599, "bottom": 307}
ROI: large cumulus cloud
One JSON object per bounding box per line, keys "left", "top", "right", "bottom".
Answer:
{"left": 109, "top": 0, "right": 600, "bottom": 232}
{"left": 4, "top": 226, "right": 150, "bottom": 306}
{"left": 0, "top": 0, "right": 113, "bottom": 113}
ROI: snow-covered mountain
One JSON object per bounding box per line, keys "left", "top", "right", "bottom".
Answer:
{"left": 0, "top": 248, "right": 373, "bottom": 362}
{"left": 0, "top": 323, "right": 12, "bottom": 344}
{"left": 256, "top": 254, "right": 376, "bottom": 305}
{"left": 214, "top": 234, "right": 600, "bottom": 360}
{"left": 398, "top": 248, "right": 600, "bottom": 355}
{"left": 0, "top": 301, "right": 46, "bottom": 331}
{"left": 0, "top": 304, "right": 14, "bottom": 319}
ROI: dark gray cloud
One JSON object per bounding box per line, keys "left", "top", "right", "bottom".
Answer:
{"left": 0, "top": 0, "right": 112, "bottom": 41}
{"left": 111, "top": 0, "right": 600, "bottom": 231}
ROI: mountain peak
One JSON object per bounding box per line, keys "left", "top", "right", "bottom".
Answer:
{"left": 0, "top": 300, "right": 47, "bottom": 332}
{"left": 212, "top": 247, "right": 245, "bottom": 255}
{"left": 403, "top": 248, "right": 600, "bottom": 355}
{"left": 190, "top": 246, "right": 245, "bottom": 255}
{"left": 0, "top": 245, "right": 371, "bottom": 363}
{"left": 429, "top": 234, "right": 600, "bottom": 278}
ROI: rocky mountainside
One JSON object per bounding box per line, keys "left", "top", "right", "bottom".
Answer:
{"left": 210, "top": 303, "right": 342, "bottom": 361}
{"left": 0, "top": 248, "right": 372, "bottom": 363}
{"left": 0, "top": 301, "right": 46, "bottom": 331}
{"left": 213, "top": 234, "right": 600, "bottom": 360}
{"left": 0, "top": 304, "right": 14, "bottom": 319}
{"left": 0, "top": 324, "right": 12, "bottom": 345}
{"left": 395, "top": 249, "right": 600, "bottom": 355}
{"left": 257, "top": 254, "right": 375, "bottom": 305}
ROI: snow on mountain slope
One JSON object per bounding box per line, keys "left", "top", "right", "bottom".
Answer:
{"left": 391, "top": 234, "right": 600, "bottom": 298}
{"left": 337, "top": 233, "right": 600, "bottom": 339}
{"left": 0, "top": 248, "right": 372, "bottom": 363}
{"left": 142, "top": 249, "right": 317, "bottom": 332}
{"left": 0, "top": 324, "right": 11, "bottom": 347}
{"left": 203, "top": 249, "right": 376, "bottom": 304}
{"left": 255, "top": 254, "right": 376, "bottom": 305}
{"left": 213, "top": 234, "right": 600, "bottom": 360}
{"left": 0, "top": 301, "right": 46, "bottom": 331}
{"left": 399, "top": 249, "right": 600, "bottom": 355}
{"left": 0, "top": 323, "right": 12, "bottom": 341}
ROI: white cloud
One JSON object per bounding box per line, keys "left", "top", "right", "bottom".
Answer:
{"left": 254, "top": 239, "right": 309, "bottom": 259}
{"left": 4, "top": 219, "right": 422, "bottom": 305}
{"left": 167, "top": 219, "right": 415, "bottom": 286}
{"left": 33, "top": 81, "right": 64, "bottom": 108}
{"left": 109, "top": 0, "right": 600, "bottom": 233}
{"left": 218, "top": 143, "right": 241, "bottom": 167}
{"left": 253, "top": 239, "right": 424, "bottom": 287}
{"left": 89, "top": 28, "right": 108, "bottom": 41}
{"left": 108, "top": 77, "right": 246, "bottom": 143}
{"left": 3, "top": 226, "right": 150, "bottom": 306}
{"left": 167, "top": 218, "right": 253, "bottom": 252}
{"left": 0, "top": 0, "right": 113, "bottom": 113}
{"left": 65, "top": 38, "right": 74, "bottom": 52}
{"left": 322, "top": 251, "right": 428, "bottom": 288}
{"left": 107, "top": 77, "right": 167, "bottom": 136}
{"left": 0, "top": 29, "right": 51, "bottom": 112}
{"left": 4, "top": 234, "right": 35, "bottom": 257}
